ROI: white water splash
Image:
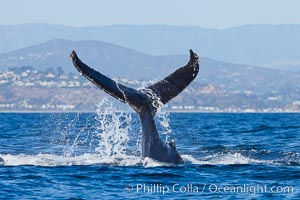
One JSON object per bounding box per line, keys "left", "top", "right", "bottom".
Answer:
{"left": 94, "top": 98, "right": 132, "bottom": 157}
{"left": 0, "top": 94, "right": 177, "bottom": 167}
{"left": 0, "top": 98, "right": 144, "bottom": 166}
{"left": 156, "top": 109, "right": 172, "bottom": 142}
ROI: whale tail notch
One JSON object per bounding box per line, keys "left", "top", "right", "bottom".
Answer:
{"left": 70, "top": 49, "right": 199, "bottom": 112}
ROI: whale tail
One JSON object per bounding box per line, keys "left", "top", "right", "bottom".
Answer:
{"left": 71, "top": 50, "right": 199, "bottom": 164}
{"left": 70, "top": 50, "right": 199, "bottom": 112}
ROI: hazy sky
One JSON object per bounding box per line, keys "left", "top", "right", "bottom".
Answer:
{"left": 1, "top": 0, "right": 299, "bottom": 28}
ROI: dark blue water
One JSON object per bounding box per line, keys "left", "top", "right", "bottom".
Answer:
{"left": 0, "top": 112, "right": 299, "bottom": 199}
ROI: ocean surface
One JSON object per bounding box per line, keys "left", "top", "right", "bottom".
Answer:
{"left": 0, "top": 108, "right": 299, "bottom": 199}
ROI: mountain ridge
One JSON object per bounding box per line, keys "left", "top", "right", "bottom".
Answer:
{"left": 1, "top": 23, "right": 300, "bottom": 70}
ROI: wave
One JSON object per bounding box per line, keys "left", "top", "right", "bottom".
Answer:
{"left": 182, "top": 153, "right": 266, "bottom": 165}
{"left": 1, "top": 151, "right": 298, "bottom": 167}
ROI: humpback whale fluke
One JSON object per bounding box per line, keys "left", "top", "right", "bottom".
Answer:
{"left": 70, "top": 49, "right": 200, "bottom": 164}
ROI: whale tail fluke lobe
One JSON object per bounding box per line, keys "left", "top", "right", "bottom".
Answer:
{"left": 147, "top": 49, "right": 199, "bottom": 105}
{"left": 70, "top": 51, "right": 147, "bottom": 112}
{"left": 70, "top": 50, "right": 128, "bottom": 104}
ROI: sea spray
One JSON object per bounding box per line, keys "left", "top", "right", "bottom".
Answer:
{"left": 48, "top": 87, "right": 175, "bottom": 164}
{"left": 156, "top": 108, "right": 172, "bottom": 142}
{"left": 51, "top": 112, "right": 83, "bottom": 157}
{"left": 94, "top": 98, "right": 132, "bottom": 157}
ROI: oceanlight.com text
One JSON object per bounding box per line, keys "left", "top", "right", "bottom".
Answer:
{"left": 125, "top": 183, "right": 294, "bottom": 196}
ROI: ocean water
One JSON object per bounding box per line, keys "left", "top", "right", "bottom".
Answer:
{"left": 0, "top": 108, "right": 299, "bottom": 199}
